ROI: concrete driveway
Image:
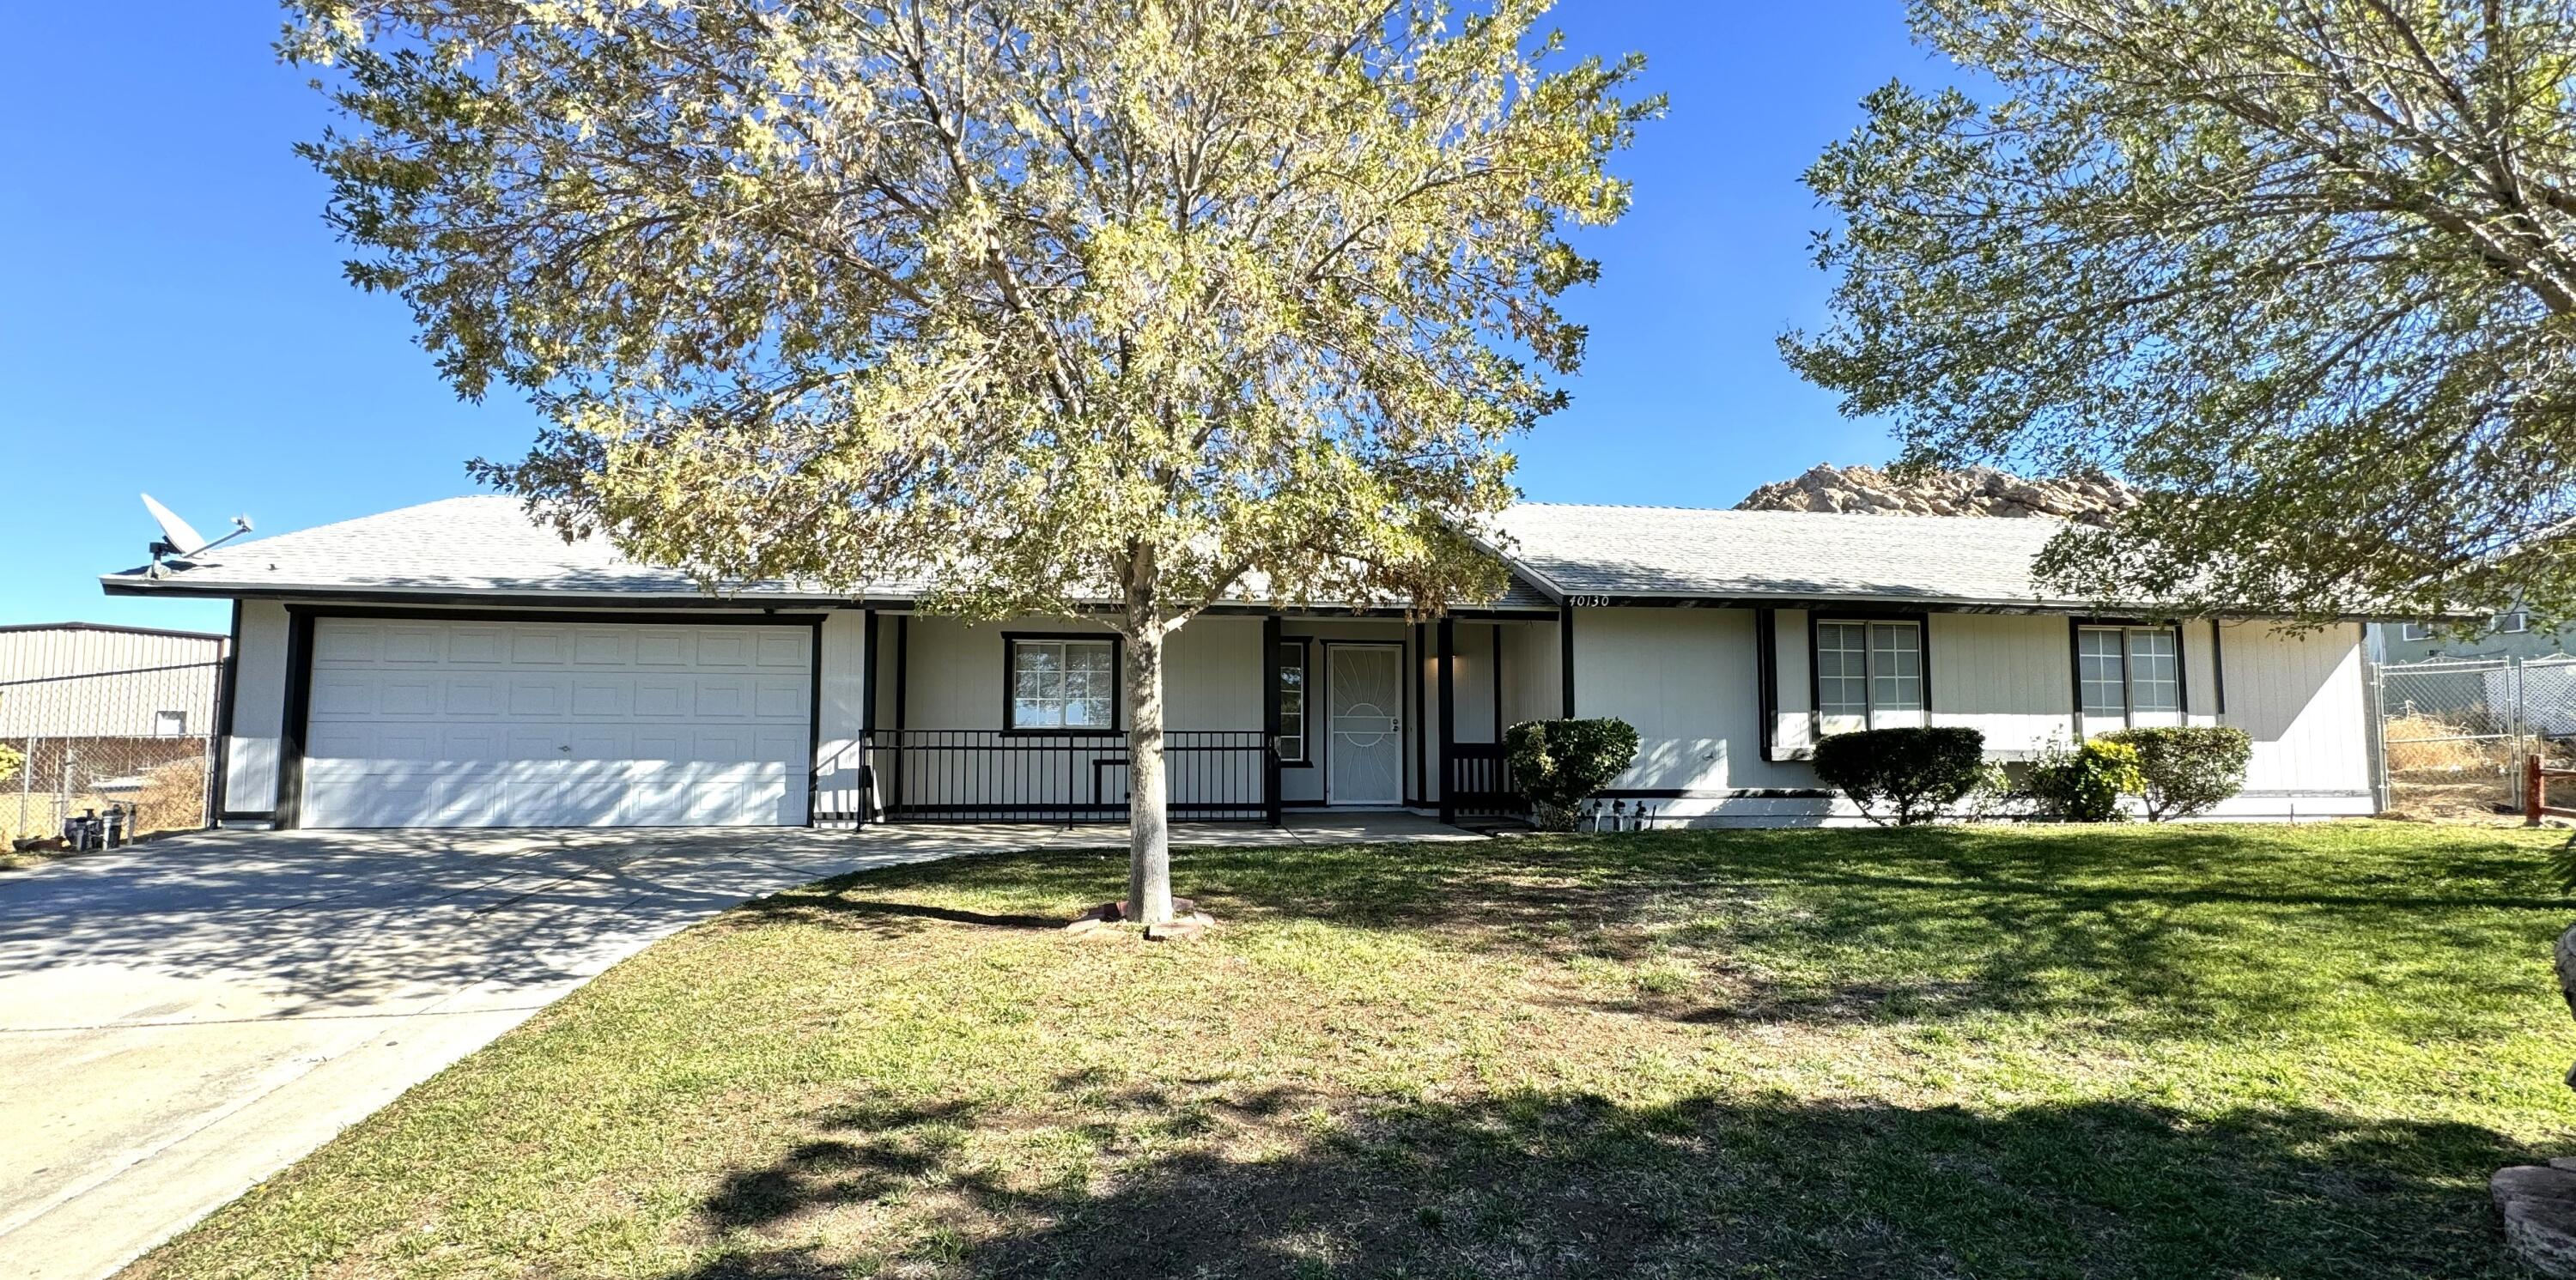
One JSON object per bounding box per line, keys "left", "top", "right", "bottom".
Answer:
{"left": 0, "top": 827, "right": 963, "bottom": 1280}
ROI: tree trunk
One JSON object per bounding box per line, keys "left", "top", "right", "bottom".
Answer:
{"left": 1125, "top": 619, "right": 1175, "bottom": 926}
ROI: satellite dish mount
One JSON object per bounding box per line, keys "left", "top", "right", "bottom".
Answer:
{"left": 142, "top": 494, "right": 252, "bottom": 575}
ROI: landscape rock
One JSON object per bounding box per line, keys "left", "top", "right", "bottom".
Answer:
{"left": 2496, "top": 1164, "right": 2576, "bottom": 1277}
{"left": 1143, "top": 912, "right": 1216, "bottom": 943}
{"left": 1737, "top": 463, "right": 2140, "bottom": 528}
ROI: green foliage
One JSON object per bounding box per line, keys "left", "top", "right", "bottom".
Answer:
{"left": 2100, "top": 726, "right": 2253, "bottom": 822}
{"left": 2026, "top": 737, "right": 2146, "bottom": 823}
{"left": 0, "top": 742, "right": 17, "bottom": 787}
{"left": 1810, "top": 725, "right": 1987, "bottom": 826}
{"left": 1783, "top": 3, "right": 2576, "bottom": 622}
{"left": 1504, "top": 718, "right": 1641, "bottom": 832}
{"left": 283, "top": 0, "right": 1660, "bottom": 627}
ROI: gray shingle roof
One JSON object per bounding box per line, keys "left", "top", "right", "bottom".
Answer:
{"left": 100, "top": 495, "right": 1558, "bottom": 610}
{"left": 1491, "top": 503, "right": 2078, "bottom": 608}
{"left": 101, "top": 496, "right": 878, "bottom": 601}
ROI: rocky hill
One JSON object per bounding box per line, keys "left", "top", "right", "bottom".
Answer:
{"left": 1735, "top": 463, "right": 2137, "bottom": 527}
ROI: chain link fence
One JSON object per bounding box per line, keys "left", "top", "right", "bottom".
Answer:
{"left": 2376, "top": 654, "right": 2576, "bottom": 821}
{"left": 0, "top": 662, "right": 222, "bottom": 844}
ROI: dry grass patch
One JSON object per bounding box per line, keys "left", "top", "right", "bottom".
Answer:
{"left": 128, "top": 822, "right": 2576, "bottom": 1280}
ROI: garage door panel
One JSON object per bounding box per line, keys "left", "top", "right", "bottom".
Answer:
{"left": 572, "top": 677, "right": 632, "bottom": 719}
{"left": 447, "top": 677, "right": 505, "bottom": 717}
{"left": 573, "top": 630, "right": 635, "bottom": 664}
{"left": 376, "top": 727, "right": 438, "bottom": 760}
{"left": 634, "top": 677, "right": 688, "bottom": 718}
{"left": 508, "top": 629, "right": 569, "bottom": 664}
{"left": 557, "top": 761, "right": 629, "bottom": 825}
{"left": 449, "top": 628, "right": 508, "bottom": 664}
{"left": 380, "top": 626, "right": 442, "bottom": 664}
{"left": 754, "top": 676, "right": 806, "bottom": 719}
{"left": 756, "top": 632, "right": 807, "bottom": 668}
{"left": 635, "top": 629, "right": 691, "bottom": 665}
{"left": 696, "top": 632, "right": 750, "bottom": 667}
{"left": 378, "top": 677, "right": 438, "bottom": 716}
{"left": 570, "top": 725, "right": 628, "bottom": 761}
{"left": 313, "top": 621, "right": 376, "bottom": 663}
{"left": 307, "top": 724, "right": 373, "bottom": 761}
{"left": 508, "top": 676, "right": 568, "bottom": 718}
{"left": 310, "top": 674, "right": 378, "bottom": 718}
{"left": 693, "top": 678, "right": 750, "bottom": 719}
{"left": 301, "top": 618, "right": 812, "bottom": 828}
{"left": 445, "top": 726, "right": 504, "bottom": 760}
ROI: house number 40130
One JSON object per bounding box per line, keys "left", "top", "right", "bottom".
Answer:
{"left": 1565, "top": 595, "right": 1613, "bottom": 607}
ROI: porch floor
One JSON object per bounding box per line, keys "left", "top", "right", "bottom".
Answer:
{"left": 837, "top": 810, "right": 1485, "bottom": 858}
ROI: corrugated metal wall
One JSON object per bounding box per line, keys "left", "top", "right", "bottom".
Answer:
{"left": 0, "top": 627, "right": 226, "bottom": 738}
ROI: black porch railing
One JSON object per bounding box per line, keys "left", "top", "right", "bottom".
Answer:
{"left": 864, "top": 729, "right": 1277, "bottom": 823}
{"left": 1446, "top": 742, "right": 1527, "bottom": 820}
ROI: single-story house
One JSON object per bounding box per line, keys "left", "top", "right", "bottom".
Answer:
{"left": 99, "top": 496, "right": 2377, "bottom": 829}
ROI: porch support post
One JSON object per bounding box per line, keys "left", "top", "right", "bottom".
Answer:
{"left": 1262, "top": 615, "right": 1283, "bottom": 827}
{"left": 859, "top": 610, "right": 878, "bottom": 824}
{"left": 1437, "top": 616, "right": 1457, "bottom": 826}
{"left": 1558, "top": 607, "right": 1576, "bottom": 719}
{"left": 890, "top": 614, "right": 909, "bottom": 820}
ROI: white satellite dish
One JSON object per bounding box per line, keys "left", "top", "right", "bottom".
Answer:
{"left": 141, "top": 494, "right": 252, "bottom": 567}
{"left": 142, "top": 493, "right": 209, "bottom": 557}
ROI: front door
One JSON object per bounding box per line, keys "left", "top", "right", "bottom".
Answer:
{"left": 1327, "top": 644, "right": 1404, "bottom": 806}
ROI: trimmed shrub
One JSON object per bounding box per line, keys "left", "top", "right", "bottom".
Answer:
{"left": 1505, "top": 718, "right": 1641, "bottom": 832}
{"left": 1810, "top": 726, "right": 1987, "bottom": 826}
{"left": 2099, "top": 725, "right": 2253, "bottom": 822}
{"left": 2027, "top": 737, "right": 2145, "bottom": 822}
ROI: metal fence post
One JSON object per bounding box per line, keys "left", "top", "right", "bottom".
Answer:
{"left": 2366, "top": 654, "right": 2390, "bottom": 815}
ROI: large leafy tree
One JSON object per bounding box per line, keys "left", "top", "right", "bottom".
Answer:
{"left": 1785, "top": 1, "right": 2576, "bottom": 622}
{"left": 283, "top": 0, "right": 1652, "bottom": 924}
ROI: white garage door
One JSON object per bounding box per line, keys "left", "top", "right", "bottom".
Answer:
{"left": 301, "top": 618, "right": 811, "bottom": 828}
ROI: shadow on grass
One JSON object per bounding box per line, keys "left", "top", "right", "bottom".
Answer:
{"left": 739, "top": 889, "right": 1067, "bottom": 934}
{"left": 665, "top": 1088, "right": 2536, "bottom": 1279}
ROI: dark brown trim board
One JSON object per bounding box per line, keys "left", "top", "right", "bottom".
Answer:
{"left": 805, "top": 614, "right": 825, "bottom": 828}
{"left": 2210, "top": 618, "right": 2228, "bottom": 715}
{"left": 275, "top": 607, "right": 316, "bottom": 828}
{"left": 210, "top": 599, "right": 243, "bottom": 818}
{"left": 1411, "top": 622, "right": 1427, "bottom": 801}
{"left": 1753, "top": 606, "right": 1777, "bottom": 761}
{"left": 1437, "top": 617, "right": 1457, "bottom": 825}
{"left": 1558, "top": 608, "right": 1576, "bottom": 718}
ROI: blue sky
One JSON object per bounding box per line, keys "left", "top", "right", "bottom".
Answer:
{"left": 0, "top": 2, "right": 1940, "bottom": 635}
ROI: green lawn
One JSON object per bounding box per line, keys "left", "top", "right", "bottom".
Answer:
{"left": 130, "top": 822, "right": 2576, "bottom": 1279}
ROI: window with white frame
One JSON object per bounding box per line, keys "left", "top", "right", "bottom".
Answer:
{"left": 1816, "top": 619, "right": 1925, "bottom": 735}
{"left": 1007, "top": 637, "right": 1116, "bottom": 731}
{"left": 2495, "top": 611, "right": 2531, "bottom": 634}
{"left": 2398, "top": 622, "right": 2433, "bottom": 641}
{"left": 1276, "top": 640, "right": 1309, "bottom": 763}
{"left": 2079, "top": 625, "right": 2181, "bottom": 723}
